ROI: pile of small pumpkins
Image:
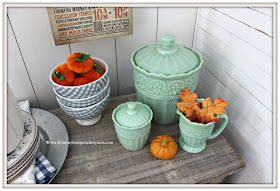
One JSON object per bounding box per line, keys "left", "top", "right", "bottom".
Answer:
{"left": 52, "top": 53, "right": 105, "bottom": 86}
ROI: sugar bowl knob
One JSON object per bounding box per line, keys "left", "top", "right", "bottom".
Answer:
{"left": 127, "top": 102, "right": 138, "bottom": 115}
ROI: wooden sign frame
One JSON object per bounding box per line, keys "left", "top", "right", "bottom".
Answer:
{"left": 47, "top": 7, "right": 133, "bottom": 46}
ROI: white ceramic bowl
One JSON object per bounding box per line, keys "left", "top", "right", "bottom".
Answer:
{"left": 50, "top": 57, "right": 109, "bottom": 99}
{"left": 56, "top": 89, "right": 110, "bottom": 126}
{"left": 54, "top": 78, "right": 110, "bottom": 108}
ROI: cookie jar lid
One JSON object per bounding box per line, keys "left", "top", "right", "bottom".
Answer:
{"left": 115, "top": 102, "right": 152, "bottom": 128}
{"left": 133, "top": 34, "right": 199, "bottom": 75}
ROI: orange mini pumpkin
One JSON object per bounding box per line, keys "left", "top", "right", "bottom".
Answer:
{"left": 150, "top": 134, "right": 177, "bottom": 160}
{"left": 73, "top": 77, "right": 92, "bottom": 86}
{"left": 82, "top": 63, "right": 105, "bottom": 81}
{"left": 52, "top": 63, "right": 75, "bottom": 86}
{"left": 67, "top": 53, "right": 93, "bottom": 73}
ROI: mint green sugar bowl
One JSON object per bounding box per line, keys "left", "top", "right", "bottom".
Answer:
{"left": 131, "top": 34, "right": 203, "bottom": 125}
{"left": 112, "top": 102, "right": 153, "bottom": 151}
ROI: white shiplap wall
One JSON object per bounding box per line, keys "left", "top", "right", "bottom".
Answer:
{"left": 7, "top": 19, "right": 40, "bottom": 108}
{"left": 193, "top": 7, "right": 273, "bottom": 183}
{"left": 7, "top": 7, "right": 198, "bottom": 110}
{"left": 8, "top": 8, "right": 71, "bottom": 110}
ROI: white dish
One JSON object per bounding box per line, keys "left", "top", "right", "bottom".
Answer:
{"left": 8, "top": 111, "right": 38, "bottom": 168}
{"left": 7, "top": 131, "right": 39, "bottom": 174}
{"left": 7, "top": 134, "right": 40, "bottom": 183}
{"left": 56, "top": 88, "right": 110, "bottom": 124}
{"left": 50, "top": 57, "right": 109, "bottom": 99}
{"left": 31, "top": 108, "right": 69, "bottom": 184}
{"left": 53, "top": 77, "right": 110, "bottom": 108}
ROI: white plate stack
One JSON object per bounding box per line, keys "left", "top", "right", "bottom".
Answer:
{"left": 7, "top": 111, "right": 40, "bottom": 183}
{"left": 7, "top": 86, "right": 40, "bottom": 183}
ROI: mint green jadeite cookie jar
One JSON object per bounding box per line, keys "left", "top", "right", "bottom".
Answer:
{"left": 112, "top": 102, "right": 153, "bottom": 151}
{"left": 131, "top": 34, "right": 203, "bottom": 125}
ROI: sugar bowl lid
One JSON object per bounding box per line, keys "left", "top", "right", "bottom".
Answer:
{"left": 133, "top": 34, "right": 200, "bottom": 75}
{"left": 113, "top": 102, "right": 153, "bottom": 128}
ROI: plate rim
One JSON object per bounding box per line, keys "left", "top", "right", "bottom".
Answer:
{"left": 31, "top": 108, "right": 69, "bottom": 184}
{"left": 8, "top": 111, "right": 38, "bottom": 168}
{"left": 8, "top": 134, "right": 40, "bottom": 183}
{"left": 7, "top": 131, "right": 39, "bottom": 174}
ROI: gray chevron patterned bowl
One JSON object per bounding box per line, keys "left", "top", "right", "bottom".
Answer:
{"left": 53, "top": 78, "right": 110, "bottom": 108}
{"left": 50, "top": 57, "right": 109, "bottom": 99}
{"left": 56, "top": 88, "right": 110, "bottom": 120}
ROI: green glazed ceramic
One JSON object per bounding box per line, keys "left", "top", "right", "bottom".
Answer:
{"left": 134, "top": 34, "right": 199, "bottom": 75}
{"left": 131, "top": 34, "right": 203, "bottom": 125}
{"left": 176, "top": 99, "right": 228, "bottom": 153}
{"left": 112, "top": 102, "right": 153, "bottom": 151}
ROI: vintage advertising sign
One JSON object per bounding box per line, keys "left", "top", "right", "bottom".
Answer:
{"left": 47, "top": 7, "right": 133, "bottom": 45}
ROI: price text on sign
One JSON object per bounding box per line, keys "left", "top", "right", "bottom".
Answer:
{"left": 47, "top": 7, "right": 133, "bottom": 46}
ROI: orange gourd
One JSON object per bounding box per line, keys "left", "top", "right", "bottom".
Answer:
{"left": 150, "top": 134, "right": 177, "bottom": 160}
{"left": 67, "top": 53, "right": 93, "bottom": 73}
{"left": 52, "top": 63, "right": 75, "bottom": 86}
{"left": 81, "top": 63, "right": 105, "bottom": 81}
{"left": 73, "top": 77, "right": 92, "bottom": 86}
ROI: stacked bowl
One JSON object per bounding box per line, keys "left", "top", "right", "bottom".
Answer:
{"left": 50, "top": 57, "right": 110, "bottom": 126}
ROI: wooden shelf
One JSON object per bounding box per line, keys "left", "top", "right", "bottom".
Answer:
{"left": 49, "top": 93, "right": 245, "bottom": 184}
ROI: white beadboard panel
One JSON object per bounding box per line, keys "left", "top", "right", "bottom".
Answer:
{"left": 198, "top": 15, "right": 272, "bottom": 76}
{"left": 195, "top": 39, "right": 272, "bottom": 124}
{"left": 195, "top": 67, "right": 272, "bottom": 183}
{"left": 157, "top": 7, "right": 197, "bottom": 46}
{"left": 69, "top": 38, "right": 118, "bottom": 98}
{"left": 194, "top": 7, "right": 273, "bottom": 183}
{"left": 200, "top": 8, "right": 272, "bottom": 57}
{"left": 214, "top": 7, "right": 273, "bottom": 37}
{"left": 8, "top": 8, "right": 71, "bottom": 110}
{"left": 222, "top": 129, "right": 264, "bottom": 184}
{"left": 116, "top": 8, "right": 158, "bottom": 96}
{"left": 197, "top": 64, "right": 272, "bottom": 145}
{"left": 249, "top": 7, "right": 273, "bottom": 17}
{"left": 197, "top": 49, "right": 272, "bottom": 134}
{"left": 196, "top": 28, "right": 272, "bottom": 94}
{"left": 7, "top": 20, "right": 40, "bottom": 108}
{"left": 196, "top": 66, "right": 272, "bottom": 143}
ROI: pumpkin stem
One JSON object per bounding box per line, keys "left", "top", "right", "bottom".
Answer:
{"left": 75, "top": 53, "right": 90, "bottom": 62}
{"left": 162, "top": 138, "right": 169, "bottom": 145}
{"left": 93, "top": 63, "right": 104, "bottom": 74}
{"left": 54, "top": 71, "right": 64, "bottom": 82}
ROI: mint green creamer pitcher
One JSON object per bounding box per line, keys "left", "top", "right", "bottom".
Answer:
{"left": 176, "top": 99, "right": 228, "bottom": 153}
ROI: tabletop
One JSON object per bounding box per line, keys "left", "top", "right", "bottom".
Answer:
{"left": 49, "top": 93, "right": 245, "bottom": 184}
